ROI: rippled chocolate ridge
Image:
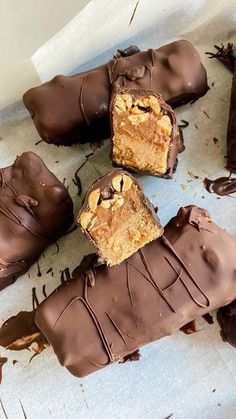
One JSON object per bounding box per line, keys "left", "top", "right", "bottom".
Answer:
{"left": 0, "top": 152, "right": 74, "bottom": 290}
{"left": 23, "top": 40, "right": 208, "bottom": 146}
{"left": 35, "top": 205, "right": 236, "bottom": 378}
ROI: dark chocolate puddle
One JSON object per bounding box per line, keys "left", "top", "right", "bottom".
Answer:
{"left": 204, "top": 176, "right": 236, "bottom": 197}
{"left": 0, "top": 356, "right": 8, "bottom": 384}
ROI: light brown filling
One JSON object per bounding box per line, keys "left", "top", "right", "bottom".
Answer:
{"left": 79, "top": 174, "right": 162, "bottom": 266}
{"left": 112, "top": 94, "right": 173, "bottom": 175}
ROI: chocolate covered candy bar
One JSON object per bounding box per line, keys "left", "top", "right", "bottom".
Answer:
{"left": 0, "top": 152, "right": 73, "bottom": 290}
{"left": 23, "top": 40, "right": 208, "bottom": 146}
{"left": 227, "top": 60, "right": 236, "bottom": 172}
{"left": 111, "top": 90, "right": 183, "bottom": 177}
{"left": 35, "top": 205, "right": 236, "bottom": 378}
{"left": 77, "top": 169, "right": 162, "bottom": 265}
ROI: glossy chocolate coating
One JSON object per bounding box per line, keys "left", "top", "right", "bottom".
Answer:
{"left": 23, "top": 40, "right": 208, "bottom": 146}
{"left": 0, "top": 152, "right": 73, "bottom": 290}
{"left": 227, "top": 62, "right": 236, "bottom": 172}
{"left": 35, "top": 205, "right": 236, "bottom": 378}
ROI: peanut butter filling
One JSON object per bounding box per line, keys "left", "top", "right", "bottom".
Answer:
{"left": 111, "top": 93, "right": 173, "bottom": 175}
{"left": 79, "top": 173, "right": 161, "bottom": 265}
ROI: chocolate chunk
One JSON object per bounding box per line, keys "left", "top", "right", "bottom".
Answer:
{"left": 23, "top": 40, "right": 208, "bottom": 146}
{"left": 35, "top": 205, "right": 236, "bottom": 378}
{"left": 77, "top": 169, "right": 162, "bottom": 265}
{"left": 111, "top": 90, "right": 183, "bottom": 177}
{"left": 0, "top": 152, "right": 73, "bottom": 290}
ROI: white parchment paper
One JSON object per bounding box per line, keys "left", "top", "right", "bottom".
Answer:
{"left": 0, "top": 1, "right": 236, "bottom": 418}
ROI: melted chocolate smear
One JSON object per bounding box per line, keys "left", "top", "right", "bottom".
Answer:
{"left": 217, "top": 300, "right": 236, "bottom": 347}
{"left": 178, "top": 119, "right": 189, "bottom": 128}
{"left": 206, "top": 43, "right": 235, "bottom": 72}
{"left": 203, "top": 313, "right": 214, "bottom": 325}
{"left": 32, "top": 287, "right": 40, "bottom": 311}
{"left": 120, "top": 349, "right": 141, "bottom": 363}
{"left": 180, "top": 320, "right": 197, "bottom": 335}
{"left": 0, "top": 311, "right": 47, "bottom": 356}
{"left": 0, "top": 356, "right": 8, "bottom": 384}
{"left": 203, "top": 110, "right": 210, "bottom": 119}
{"left": 73, "top": 153, "right": 94, "bottom": 196}
{"left": 204, "top": 176, "right": 236, "bottom": 197}
{"left": 35, "top": 140, "right": 43, "bottom": 146}
{"left": 60, "top": 268, "right": 72, "bottom": 284}
{"left": 0, "top": 399, "right": 8, "bottom": 419}
{"left": 19, "top": 400, "right": 27, "bottom": 419}
{"left": 36, "top": 260, "right": 42, "bottom": 277}
{"left": 129, "top": 0, "right": 140, "bottom": 26}
{"left": 42, "top": 284, "right": 47, "bottom": 299}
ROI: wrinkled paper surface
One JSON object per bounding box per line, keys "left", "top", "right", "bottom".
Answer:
{"left": 0, "top": 0, "right": 236, "bottom": 418}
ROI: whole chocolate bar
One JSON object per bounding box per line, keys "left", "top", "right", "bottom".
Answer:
{"left": 35, "top": 205, "right": 236, "bottom": 378}
{"left": 111, "top": 90, "right": 183, "bottom": 177}
{"left": 227, "top": 61, "right": 236, "bottom": 172}
{"left": 23, "top": 40, "right": 208, "bottom": 146}
{"left": 0, "top": 152, "right": 73, "bottom": 291}
{"left": 78, "top": 169, "right": 163, "bottom": 265}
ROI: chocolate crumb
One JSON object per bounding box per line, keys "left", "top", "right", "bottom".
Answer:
{"left": 213, "top": 388, "right": 216, "bottom": 393}
{"left": 35, "top": 140, "right": 43, "bottom": 146}
{"left": 129, "top": 0, "right": 140, "bottom": 26}
{"left": 213, "top": 137, "right": 219, "bottom": 144}
{"left": 12, "top": 360, "right": 18, "bottom": 365}
{"left": 203, "top": 110, "right": 210, "bottom": 119}
{"left": 178, "top": 119, "right": 189, "bottom": 128}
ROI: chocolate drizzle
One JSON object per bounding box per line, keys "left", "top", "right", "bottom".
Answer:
{"left": 23, "top": 40, "right": 208, "bottom": 146}
{"left": 35, "top": 205, "right": 236, "bottom": 378}
{"left": 0, "top": 356, "right": 8, "bottom": 384}
{"left": 0, "top": 152, "right": 73, "bottom": 290}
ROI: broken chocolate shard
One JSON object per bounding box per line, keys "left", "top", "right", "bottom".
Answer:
{"left": 0, "top": 311, "right": 45, "bottom": 351}
{"left": 0, "top": 152, "right": 74, "bottom": 290}
{"left": 77, "top": 169, "right": 163, "bottom": 265}
{"left": 35, "top": 205, "right": 236, "bottom": 378}
{"left": 111, "top": 90, "right": 183, "bottom": 177}
{"left": 23, "top": 40, "right": 208, "bottom": 146}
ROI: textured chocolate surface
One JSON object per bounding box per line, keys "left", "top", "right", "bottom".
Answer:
{"left": 35, "top": 205, "right": 236, "bottom": 378}
{"left": 227, "top": 60, "right": 236, "bottom": 172}
{"left": 0, "top": 152, "right": 73, "bottom": 290}
{"left": 77, "top": 169, "right": 162, "bottom": 265}
{"left": 23, "top": 40, "right": 208, "bottom": 146}
{"left": 110, "top": 90, "right": 183, "bottom": 177}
